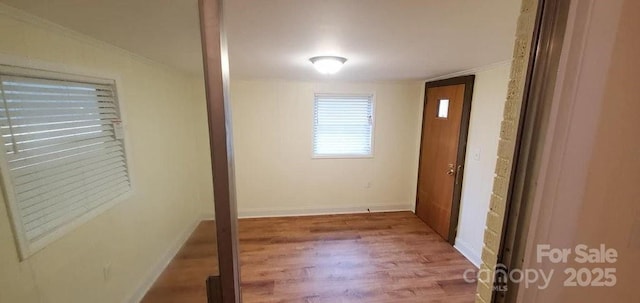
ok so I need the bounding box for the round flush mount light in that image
[309,56,347,74]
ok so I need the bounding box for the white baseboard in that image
[200,212,215,221]
[124,215,205,303]
[238,203,412,219]
[454,239,482,268]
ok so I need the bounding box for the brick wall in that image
[475,0,538,302]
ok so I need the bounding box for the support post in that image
[198,0,241,302]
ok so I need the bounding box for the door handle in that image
[446,164,455,176]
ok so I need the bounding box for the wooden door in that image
[416,76,474,243]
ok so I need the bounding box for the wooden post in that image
[198,0,241,302]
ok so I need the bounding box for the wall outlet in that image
[472,148,481,161]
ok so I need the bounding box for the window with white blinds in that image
[313,94,374,157]
[0,67,130,258]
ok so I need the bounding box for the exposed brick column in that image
[475,0,539,302]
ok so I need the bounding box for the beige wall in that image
[229,79,422,217]
[0,5,211,303]
[558,2,640,300]
[455,62,511,267]
[520,0,640,301]
[191,78,215,217]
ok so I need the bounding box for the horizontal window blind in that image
[313,94,373,157]
[0,72,130,254]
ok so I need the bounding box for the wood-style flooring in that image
[141,211,478,303]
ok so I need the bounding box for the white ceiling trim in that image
[424,60,513,82]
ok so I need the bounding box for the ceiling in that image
[1,0,521,81]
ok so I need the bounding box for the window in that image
[437,99,449,118]
[313,94,374,157]
[0,66,130,258]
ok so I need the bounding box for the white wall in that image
[454,63,511,266]
[230,79,423,217]
[0,5,212,303]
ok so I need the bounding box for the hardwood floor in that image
[141,211,478,303]
[141,220,219,303]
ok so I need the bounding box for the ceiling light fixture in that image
[309,56,347,74]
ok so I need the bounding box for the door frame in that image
[493,0,571,301]
[416,75,475,244]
